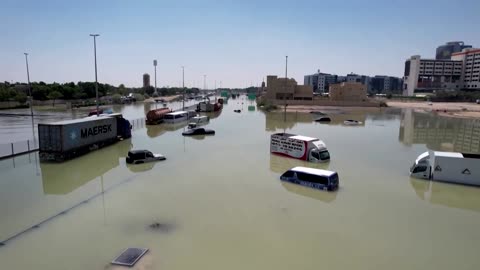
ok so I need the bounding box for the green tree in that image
[48,91,63,107]
[112,94,122,104]
[14,92,28,103]
[145,86,155,96]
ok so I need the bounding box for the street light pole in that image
[182,66,185,110]
[203,75,206,91]
[90,34,100,116]
[154,59,158,96]
[24,53,33,117]
[284,55,288,122]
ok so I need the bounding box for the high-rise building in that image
[371,75,403,94]
[143,73,150,88]
[451,48,480,90]
[403,55,463,96]
[304,71,337,93]
[436,41,472,60]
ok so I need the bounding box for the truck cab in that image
[410,151,431,179]
[308,141,330,162]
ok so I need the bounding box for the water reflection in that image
[280,181,338,203]
[264,112,313,131]
[41,140,132,194]
[126,162,157,173]
[399,109,480,153]
[263,111,370,131]
[410,178,480,213]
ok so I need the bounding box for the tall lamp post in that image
[24,53,33,117]
[90,34,100,116]
[154,60,158,95]
[284,55,288,121]
[182,66,185,110]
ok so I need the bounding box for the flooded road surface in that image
[1,98,480,270]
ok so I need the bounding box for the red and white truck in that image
[270,133,330,162]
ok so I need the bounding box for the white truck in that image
[270,133,330,162]
[410,151,480,186]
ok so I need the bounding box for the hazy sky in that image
[1,0,479,88]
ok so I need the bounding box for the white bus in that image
[280,166,339,191]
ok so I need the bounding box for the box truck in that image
[39,115,131,162]
[270,133,330,162]
[410,151,480,186]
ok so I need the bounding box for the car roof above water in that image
[290,166,336,177]
[128,150,149,155]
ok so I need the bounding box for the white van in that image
[280,166,339,191]
[163,111,196,124]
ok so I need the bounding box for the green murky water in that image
[1,99,479,270]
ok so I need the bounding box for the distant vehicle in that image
[87,108,113,116]
[39,115,131,162]
[410,151,480,186]
[145,108,171,125]
[280,166,339,191]
[234,109,241,113]
[476,99,480,104]
[188,115,209,128]
[315,117,331,122]
[126,150,166,164]
[343,119,363,125]
[270,133,330,162]
[182,127,215,136]
[309,111,326,115]
[163,110,196,124]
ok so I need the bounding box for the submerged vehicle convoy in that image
[270,133,330,162]
[410,151,480,186]
[39,115,131,162]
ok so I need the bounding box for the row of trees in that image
[0,81,202,103]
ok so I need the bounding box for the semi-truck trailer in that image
[410,151,480,186]
[39,115,131,162]
[270,133,330,162]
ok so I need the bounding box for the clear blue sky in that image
[1,0,479,88]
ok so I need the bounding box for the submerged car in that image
[126,150,166,164]
[343,119,363,125]
[182,127,215,136]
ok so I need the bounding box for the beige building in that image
[265,75,313,100]
[329,82,367,101]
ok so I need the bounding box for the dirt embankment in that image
[387,101,480,119]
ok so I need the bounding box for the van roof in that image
[434,151,463,158]
[290,166,336,177]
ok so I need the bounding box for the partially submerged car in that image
[182,128,215,136]
[126,150,166,164]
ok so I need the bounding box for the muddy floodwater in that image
[1,99,480,270]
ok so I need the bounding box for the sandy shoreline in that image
[270,101,480,119]
[387,101,480,119]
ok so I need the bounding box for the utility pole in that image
[203,75,206,91]
[90,34,100,116]
[24,53,33,117]
[182,66,185,110]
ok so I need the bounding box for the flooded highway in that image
[1,98,480,270]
